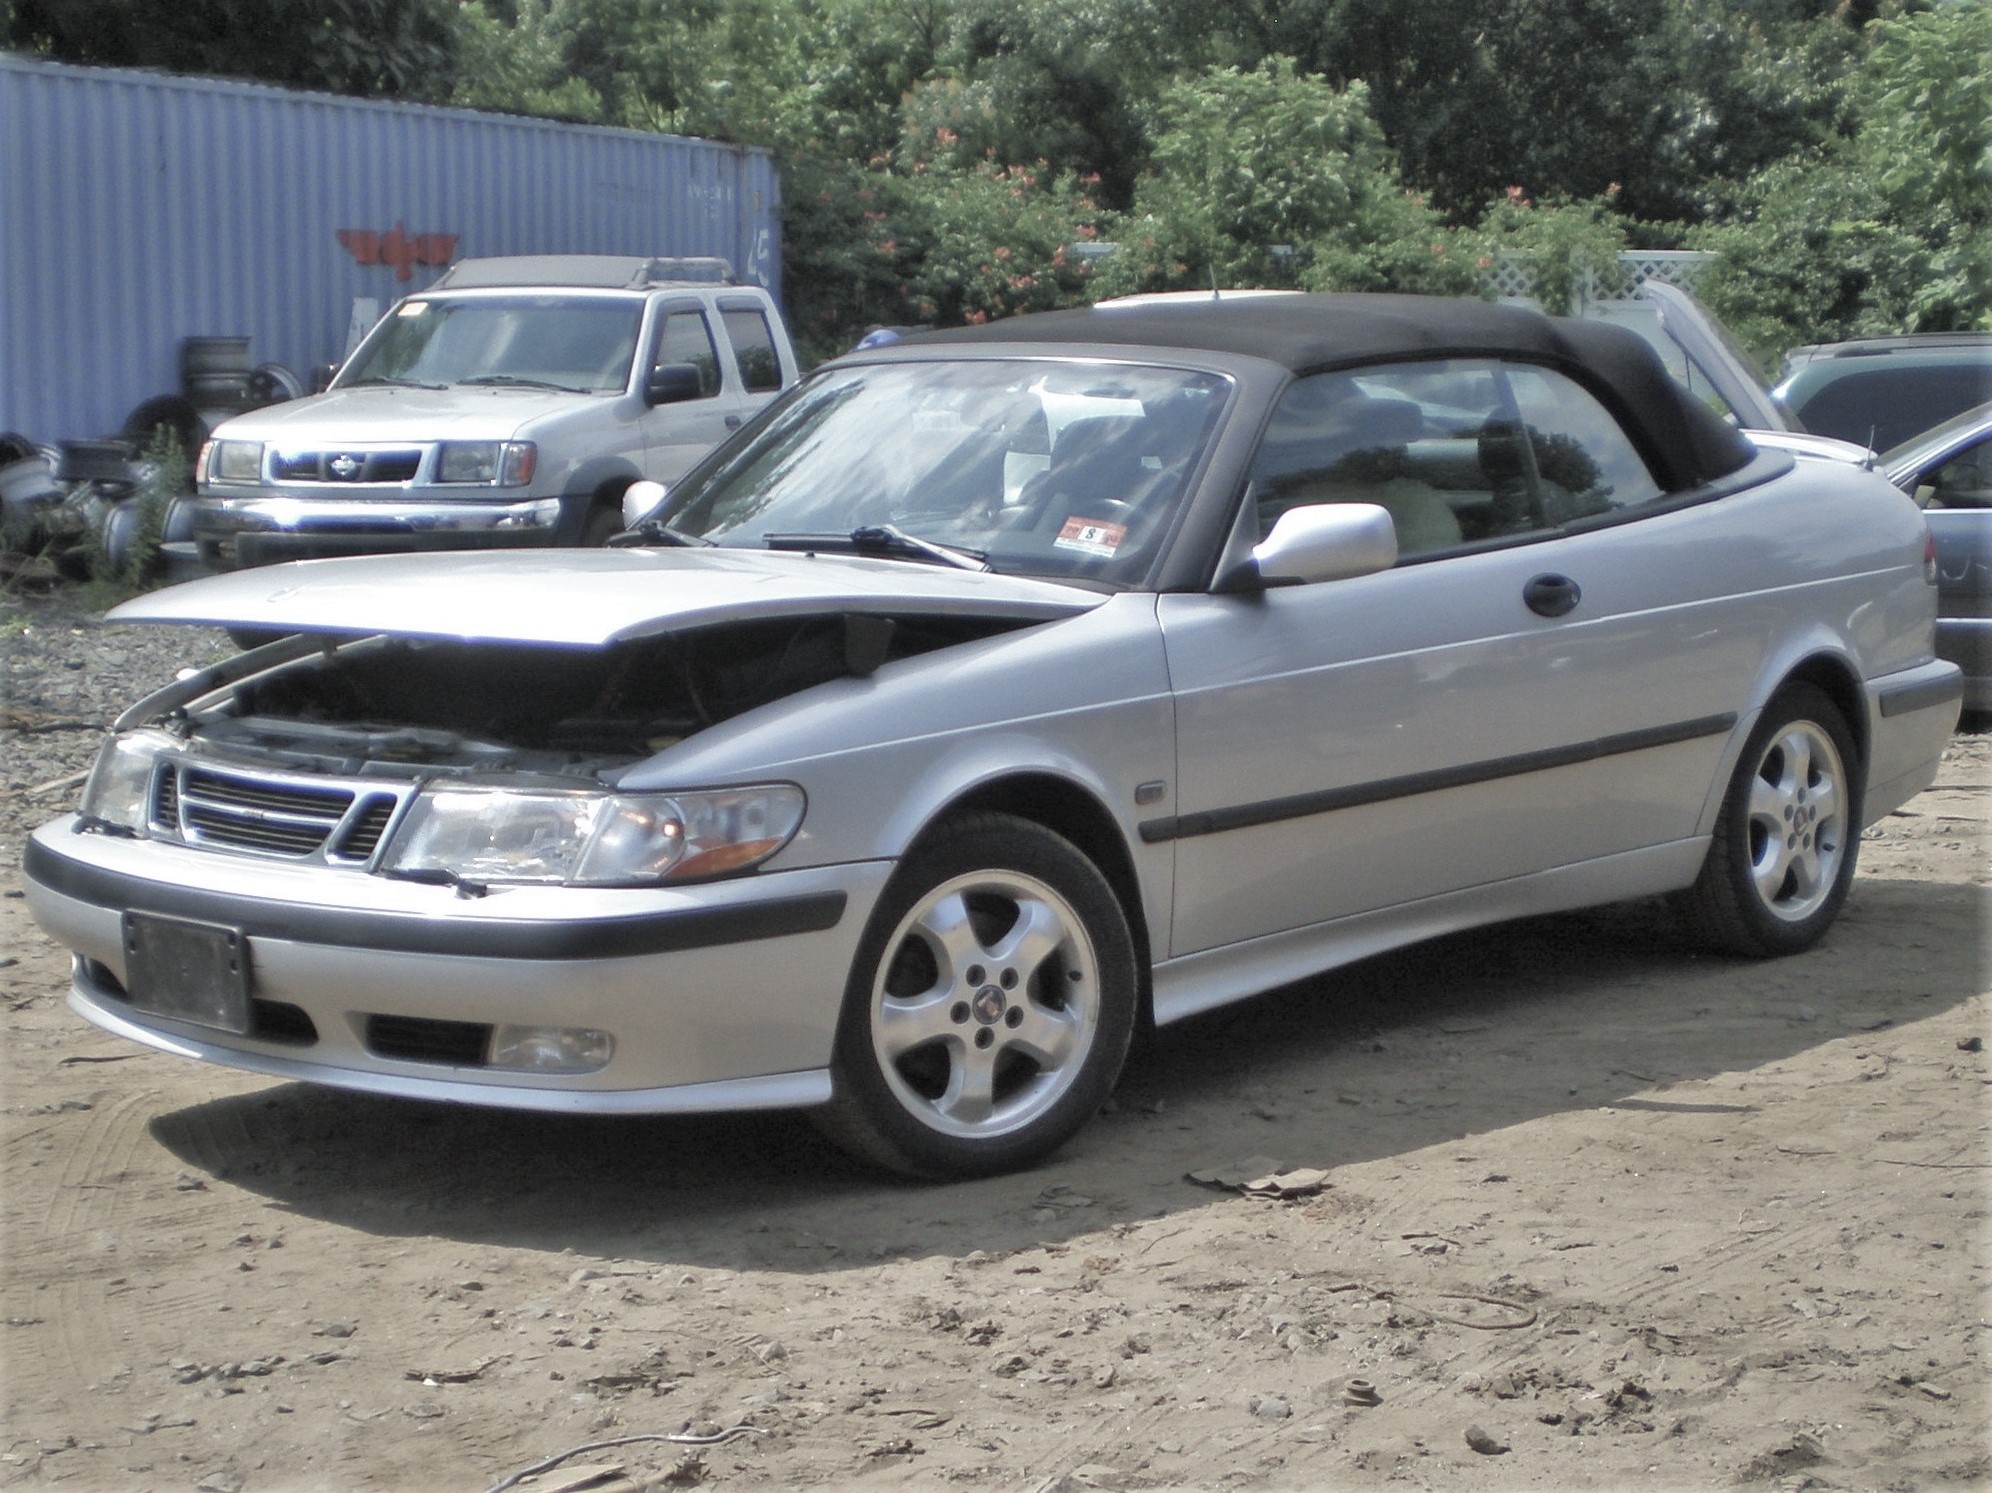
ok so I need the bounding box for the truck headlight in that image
[436,441,536,486]
[381,782,804,886]
[203,440,264,484]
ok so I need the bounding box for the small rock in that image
[314,1322,357,1339]
[1914,1381,1952,1401]
[1252,1395,1292,1420]
[1957,1036,1983,1053]
[1464,1424,1510,1455]
[1794,1004,1818,1023]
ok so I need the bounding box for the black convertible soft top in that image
[909,293,1757,492]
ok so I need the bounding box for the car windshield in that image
[663,359,1230,584]
[341,295,643,394]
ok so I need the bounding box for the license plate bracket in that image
[123,912,252,1035]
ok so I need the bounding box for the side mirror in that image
[644,363,707,407]
[1217,503,1397,591]
[310,362,339,393]
[622,479,670,529]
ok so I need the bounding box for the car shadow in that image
[146,876,1985,1269]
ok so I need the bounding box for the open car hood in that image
[1640,281,1795,434]
[111,547,1107,647]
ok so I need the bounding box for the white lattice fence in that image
[1483,250,1714,309]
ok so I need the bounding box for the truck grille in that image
[270,449,423,483]
[150,762,409,865]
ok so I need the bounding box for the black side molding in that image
[1141,713,1737,844]
[24,837,845,961]
[1878,670,1963,719]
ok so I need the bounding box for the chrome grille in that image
[155,761,411,865]
[270,449,424,483]
[334,795,400,861]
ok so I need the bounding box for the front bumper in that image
[25,818,892,1114]
[192,491,563,567]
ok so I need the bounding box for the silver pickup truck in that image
[190,255,798,569]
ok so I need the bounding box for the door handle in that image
[1523,572,1582,618]
[724,413,744,428]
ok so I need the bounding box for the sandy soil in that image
[1,595,1985,1493]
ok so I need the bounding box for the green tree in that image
[1461,189,1631,315]
[1090,59,1472,298]
[4,0,460,99]
[1694,3,1992,347]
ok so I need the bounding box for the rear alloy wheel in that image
[820,814,1136,1178]
[1683,683,1860,956]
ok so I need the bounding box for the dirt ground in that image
[1,594,1985,1493]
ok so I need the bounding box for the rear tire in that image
[817,813,1137,1178]
[1681,684,1860,956]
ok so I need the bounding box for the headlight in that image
[436,441,536,486]
[79,731,177,833]
[204,440,264,483]
[381,782,804,886]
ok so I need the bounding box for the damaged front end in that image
[72,608,1032,890]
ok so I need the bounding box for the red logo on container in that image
[337,224,459,281]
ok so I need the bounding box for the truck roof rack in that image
[427,255,740,291]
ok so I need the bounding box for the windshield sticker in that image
[1054,517,1127,557]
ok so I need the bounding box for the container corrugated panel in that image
[0,56,781,445]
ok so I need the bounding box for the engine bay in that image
[172,612,1024,781]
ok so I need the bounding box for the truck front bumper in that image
[192,492,565,568]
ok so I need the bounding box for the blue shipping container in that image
[0,56,782,445]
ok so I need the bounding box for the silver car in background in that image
[1882,401,1992,713]
[25,294,1961,1177]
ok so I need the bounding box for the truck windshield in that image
[341,295,643,394]
[664,359,1230,586]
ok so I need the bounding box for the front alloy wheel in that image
[821,814,1136,1177]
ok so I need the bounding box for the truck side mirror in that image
[645,363,707,407]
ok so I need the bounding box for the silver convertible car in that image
[25,294,1963,1178]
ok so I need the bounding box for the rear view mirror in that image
[645,363,707,406]
[1218,503,1398,591]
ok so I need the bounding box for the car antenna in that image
[1209,266,1221,300]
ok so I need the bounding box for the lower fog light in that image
[489,1024,615,1074]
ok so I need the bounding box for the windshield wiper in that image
[348,375,448,390]
[459,374,591,393]
[764,525,991,571]
[612,518,714,548]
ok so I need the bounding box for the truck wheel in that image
[580,504,624,547]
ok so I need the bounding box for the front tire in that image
[818,814,1137,1178]
[578,501,624,547]
[1682,683,1860,956]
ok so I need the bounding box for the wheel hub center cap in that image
[972,986,1007,1025]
